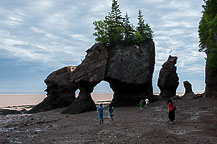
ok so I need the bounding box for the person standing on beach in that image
[167,99,176,123]
[139,99,144,111]
[97,104,104,125]
[108,104,114,122]
[145,99,149,108]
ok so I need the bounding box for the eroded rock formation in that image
[158,55,179,98]
[62,43,107,114]
[105,42,155,106]
[183,81,194,94]
[31,40,155,114]
[64,40,155,114]
[29,66,78,113]
[182,81,195,99]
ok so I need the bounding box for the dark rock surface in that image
[62,83,96,114]
[105,41,155,106]
[65,41,155,113]
[28,66,78,113]
[31,40,155,114]
[182,81,195,99]
[0,109,21,115]
[70,43,107,84]
[64,43,107,114]
[183,81,194,94]
[158,55,179,98]
[205,68,217,97]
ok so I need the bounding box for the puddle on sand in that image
[168,129,188,135]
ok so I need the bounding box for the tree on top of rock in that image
[104,0,124,45]
[93,0,153,46]
[136,10,153,40]
[123,13,135,44]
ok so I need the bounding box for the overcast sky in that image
[0,0,205,94]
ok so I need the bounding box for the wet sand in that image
[0,94,46,108]
[0,93,113,109]
[0,97,217,144]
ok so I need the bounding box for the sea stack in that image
[30,40,155,114]
[158,55,179,98]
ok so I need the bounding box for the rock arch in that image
[29,40,156,114]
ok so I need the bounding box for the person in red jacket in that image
[167,99,176,123]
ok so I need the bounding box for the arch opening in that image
[91,81,113,105]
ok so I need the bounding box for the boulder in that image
[182,81,195,99]
[158,55,179,98]
[28,66,78,113]
[183,81,194,94]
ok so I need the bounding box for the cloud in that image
[0,0,206,92]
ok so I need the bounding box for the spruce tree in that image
[123,13,135,43]
[137,10,146,39]
[104,0,124,45]
[93,1,153,46]
[93,20,109,45]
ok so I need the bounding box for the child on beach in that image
[97,104,104,125]
[139,99,144,110]
[108,104,114,122]
[145,99,149,108]
[167,99,176,123]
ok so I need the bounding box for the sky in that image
[0,0,206,94]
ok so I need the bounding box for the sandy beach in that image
[0,97,217,144]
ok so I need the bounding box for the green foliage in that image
[134,31,144,45]
[136,10,153,40]
[93,20,109,44]
[207,45,217,70]
[123,13,135,43]
[104,0,124,45]
[93,0,153,46]
[199,0,217,70]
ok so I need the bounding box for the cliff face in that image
[30,40,155,114]
[105,40,155,106]
[29,66,78,113]
[157,55,179,98]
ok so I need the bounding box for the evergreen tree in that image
[92,1,153,46]
[136,10,146,39]
[123,13,135,43]
[93,20,109,45]
[136,10,153,40]
[134,31,144,45]
[144,24,153,39]
[199,0,217,70]
[104,0,124,45]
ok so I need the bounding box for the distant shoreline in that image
[0,92,45,94]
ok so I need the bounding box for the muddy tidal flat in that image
[0,97,217,144]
